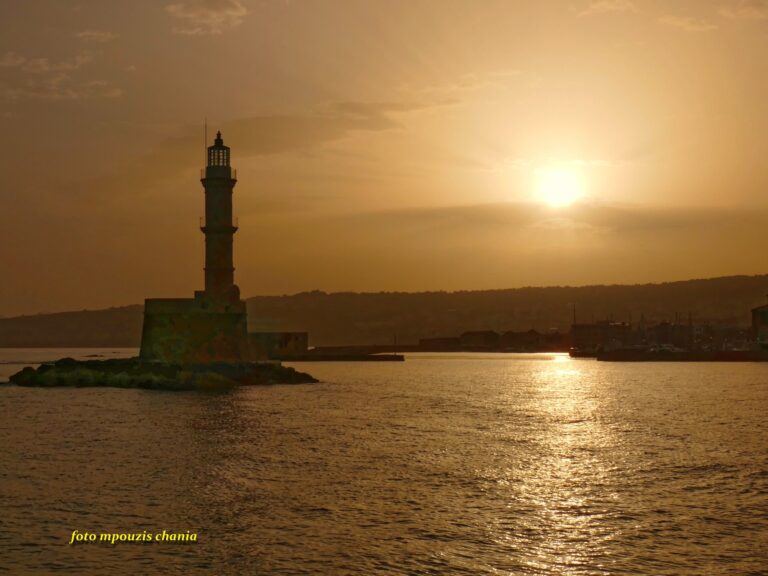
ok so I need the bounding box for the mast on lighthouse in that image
[200,131,240,302]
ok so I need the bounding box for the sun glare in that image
[535,166,584,208]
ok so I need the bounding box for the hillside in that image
[0,306,144,348]
[1,275,766,347]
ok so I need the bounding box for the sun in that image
[534,165,584,208]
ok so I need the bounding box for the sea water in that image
[1,350,766,574]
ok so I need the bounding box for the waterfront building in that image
[751,303,768,350]
[571,321,631,352]
[459,330,500,349]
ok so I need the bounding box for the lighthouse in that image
[201,131,240,302]
[139,131,250,363]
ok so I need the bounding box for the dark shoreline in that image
[596,350,768,362]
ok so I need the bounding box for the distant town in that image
[2,275,768,362]
[302,301,768,361]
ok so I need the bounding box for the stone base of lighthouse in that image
[139,294,250,364]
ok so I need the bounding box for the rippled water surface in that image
[1,349,767,575]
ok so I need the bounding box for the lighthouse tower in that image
[201,131,240,302]
[139,131,249,363]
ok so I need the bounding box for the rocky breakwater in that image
[4,357,318,391]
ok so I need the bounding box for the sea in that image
[0,349,766,575]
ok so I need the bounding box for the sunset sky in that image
[2,0,768,316]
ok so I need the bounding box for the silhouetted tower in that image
[201,131,239,301]
[141,130,249,363]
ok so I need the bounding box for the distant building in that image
[648,322,693,349]
[500,329,542,351]
[249,332,309,359]
[752,304,768,350]
[459,330,500,349]
[418,337,460,350]
[571,321,630,352]
[542,330,569,352]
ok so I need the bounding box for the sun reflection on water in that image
[509,357,620,574]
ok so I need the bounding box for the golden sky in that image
[1,0,768,316]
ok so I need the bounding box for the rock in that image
[6,357,317,390]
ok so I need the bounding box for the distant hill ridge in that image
[2,274,767,347]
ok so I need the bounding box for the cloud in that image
[0,52,26,68]
[21,52,93,74]
[75,30,118,43]
[720,0,768,20]
[659,15,718,32]
[330,100,438,124]
[165,0,248,35]
[0,50,120,101]
[579,0,637,16]
[0,50,94,74]
[398,69,524,104]
[215,101,423,159]
[71,101,422,201]
[226,200,767,298]
[341,201,746,237]
[4,77,122,101]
